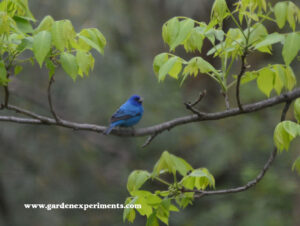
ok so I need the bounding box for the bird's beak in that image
[139,97,144,103]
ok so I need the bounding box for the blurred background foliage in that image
[0,0,299,225]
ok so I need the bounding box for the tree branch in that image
[0,88,299,137]
[47,76,61,123]
[184,100,292,198]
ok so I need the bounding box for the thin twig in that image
[181,101,291,198]
[47,76,61,123]
[236,51,248,111]
[189,90,207,107]
[184,90,207,116]
[142,133,158,148]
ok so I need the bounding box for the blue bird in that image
[104,95,144,135]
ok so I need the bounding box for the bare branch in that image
[189,90,207,107]
[47,76,61,123]
[182,101,291,197]
[142,133,158,148]
[184,90,207,116]
[0,88,299,137]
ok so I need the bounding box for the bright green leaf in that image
[0,61,8,86]
[127,170,150,194]
[274,2,287,29]
[257,67,274,97]
[282,33,300,65]
[170,18,194,51]
[34,15,54,33]
[60,52,78,81]
[33,30,51,67]
[153,53,168,75]
[294,98,300,123]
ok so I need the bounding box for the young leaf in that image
[34,15,54,34]
[183,28,204,52]
[152,151,193,177]
[257,67,274,97]
[162,17,180,48]
[60,52,78,81]
[158,57,183,81]
[146,213,159,226]
[51,20,76,51]
[153,53,168,75]
[180,168,215,190]
[282,33,300,65]
[170,18,194,51]
[123,197,137,223]
[254,32,284,52]
[78,28,106,54]
[76,50,92,77]
[211,0,228,22]
[274,2,287,29]
[33,31,51,67]
[294,98,300,123]
[127,170,150,194]
[13,15,33,33]
[274,121,300,152]
[285,66,296,91]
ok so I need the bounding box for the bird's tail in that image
[103,124,115,135]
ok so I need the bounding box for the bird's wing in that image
[110,108,141,123]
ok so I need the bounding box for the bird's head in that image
[128,94,143,106]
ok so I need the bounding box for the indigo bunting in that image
[104,95,144,135]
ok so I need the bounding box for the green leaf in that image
[257,67,274,97]
[183,28,204,52]
[76,50,93,77]
[152,151,193,177]
[60,52,78,81]
[282,33,300,65]
[286,2,299,31]
[33,31,52,67]
[274,121,300,152]
[248,23,268,45]
[17,37,33,51]
[180,168,215,190]
[292,156,300,175]
[127,170,150,194]
[78,28,106,54]
[254,32,284,52]
[158,57,182,81]
[285,66,296,91]
[51,20,76,51]
[170,18,194,51]
[123,197,137,223]
[211,0,228,22]
[294,98,300,123]
[34,15,54,33]
[13,15,33,33]
[0,61,8,86]
[153,53,168,75]
[146,213,159,226]
[162,17,180,48]
[175,192,194,208]
[274,2,287,29]
[240,71,259,85]
[14,65,23,75]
